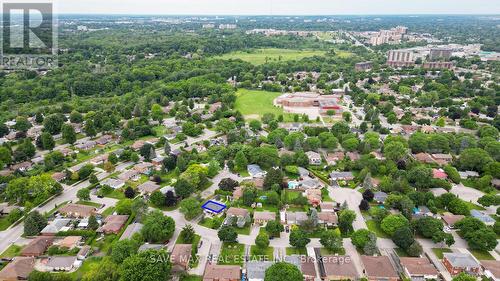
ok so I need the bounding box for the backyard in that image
[219,242,245,266]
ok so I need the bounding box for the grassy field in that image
[366,220,390,238]
[234,89,285,120]
[219,242,245,266]
[432,248,452,259]
[216,48,326,65]
[470,249,495,260]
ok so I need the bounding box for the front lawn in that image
[250,245,274,261]
[234,224,252,235]
[0,217,14,231]
[432,248,452,259]
[76,200,102,208]
[470,249,495,260]
[320,247,346,255]
[286,247,307,255]
[0,244,23,258]
[219,242,245,266]
[101,207,116,217]
[366,220,390,238]
[321,188,333,202]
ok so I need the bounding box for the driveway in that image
[327,186,367,230]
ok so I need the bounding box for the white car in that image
[443,226,452,233]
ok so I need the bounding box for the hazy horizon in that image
[52,0,500,15]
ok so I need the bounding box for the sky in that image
[54,0,500,15]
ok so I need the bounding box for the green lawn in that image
[67,256,102,280]
[101,207,116,217]
[216,48,326,65]
[320,247,346,256]
[234,89,285,120]
[0,244,23,258]
[76,201,102,208]
[250,245,274,261]
[464,201,486,211]
[286,247,307,255]
[321,188,333,202]
[0,217,13,231]
[219,242,245,266]
[366,220,390,238]
[470,249,495,260]
[432,248,452,259]
[180,275,202,281]
[234,224,252,235]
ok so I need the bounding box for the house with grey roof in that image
[247,164,266,178]
[374,191,388,203]
[329,171,354,184]
[41,218,72,235]
[443,252,481,276]
[247,261,274,281]
[120,223,143,241]
[470,210,495,226]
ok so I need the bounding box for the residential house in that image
[170,244,192,272]
[432,169,448,180]
[470,210,495,226]
[247,164,266,178]
[443,253,481,276]
[297,167,310,178]
[441,213,465,228]
[301,257,317,281]
[134,162,153,175]
[96,135,114,146]
[305,189,322,206]
[325,152,345,165]
[320,202,335,212]
[138,243,164,252]
[59,204,96,218]
[131,140,145,151]
[0,257,35,280]
[137,181,160,195]
[151,156,165,167]
[305,151,322,165]
[101,178,125,189]
[203,264,241,281]
[373,191,389,201]
[432,154,453,165]
[329,172,354,184]
[20,237,53,257]
[286,211,308,225]
[98,215,129,234]
[77,246,91,260]
[41,218,72,236]
[253,211,276,225]
[10,162,32,172]
[118,170,140,181]
[299,177,322,190]
[75,141,96,151]
[45,256,78,271]
[346,152,360,161]
[56,236,82,249]
[247,261,274,281]
[51,172,67,182]
[225,207,250,228]
[458,171,479,179]
[481,260,500,281]
[320,255,359,281]
[89,154,108,165]
[120,223,143,241]
[414,152,435,164]
[400,257,439,280]
[318,212,338,227]
[360,255,399,281]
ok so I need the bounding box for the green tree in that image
[320,230,343,252]
[452,273,477,281]
[179,197,202,220]
[61,124,77,144]
[77,188,91,201]
[24,211,47,236]
[264,262,304,281]
[111,239,139,263]
[263,168,283,190]
[380,214,409,236]
[255,232,270,249]
[392,226,415,250]
[289,229,310,248]
[265,220,284,237]
[88,215,99,230]
[43,113,64,135]
[338,209,356,234]
[218,225,237,242]
[141,211,175,243]
[120,249,171,281]
[234,151,248,172]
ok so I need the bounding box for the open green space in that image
[216,48,326,65]
[432,248,452,259]
[219,242,245,266]
[366,220,390,238]
[234,89,285,120]
[250,245,274,261]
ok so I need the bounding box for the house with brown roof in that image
[58,204,96,218]
[56,236,82,249]
[203,264,241,281]
[20,237,53,257]
[98,215,129,234]
[320,255,359,281]
[44,256,78,271]
[432,154,453,165]
[51,172,67,182]
[301,257,318,281]
[400,257,438,280]
[131,140,145,151]
[414,152,435,164]
[0,257,35,281]
[320,202,336,212]
[325,152,345,165]
[170,244,192,272]
[441,213,465,228]
[118,169,140,181]
[318,211,338,227]
[360,255,399,281]
[225,207,250,228]
[133,162,154,174]
[96,134,114,146]
[253,211,276,225]
[137,181,160,195]
[481,260,500,281]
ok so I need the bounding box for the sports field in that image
[234,89,285,119]
[216,48,326,65]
